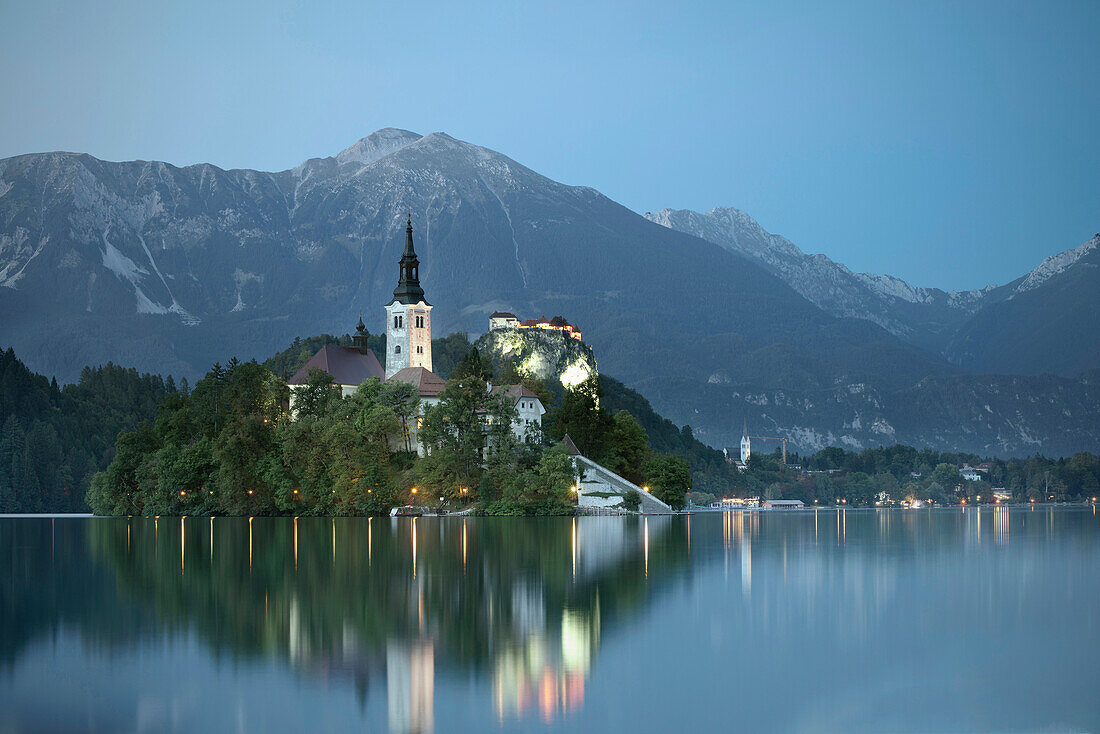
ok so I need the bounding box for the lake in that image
[2,507,1098,733]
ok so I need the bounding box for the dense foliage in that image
[0,348,171,512]
[88,359,399,516]
[86,348,583,516]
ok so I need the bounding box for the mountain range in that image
[1,129,1097,456]
[645,207,1099,375]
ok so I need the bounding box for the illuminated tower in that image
[385,215,433,378]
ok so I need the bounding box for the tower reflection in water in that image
[388,640,434,734]
[379,516,657,730]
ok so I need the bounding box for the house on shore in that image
[763,499,804,510]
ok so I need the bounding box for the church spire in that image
[403,213,416,257]
[353,312,370,354]
[391,213,427,305]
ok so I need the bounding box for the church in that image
[288,215,543,455]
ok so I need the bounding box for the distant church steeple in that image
[392,214,427,305]
[353,313,370,355]
[385,214,433,378]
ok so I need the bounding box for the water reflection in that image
[0,509,1098,733]
[388,640,433,734]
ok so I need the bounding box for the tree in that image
[644,453,691,511]
[549,376,614,462]
[377,379,420,453]
[417,374,515,500]
[86,422,161,515]
[293,368,341,418]
[931,463,961,490]
[622,489,642,512]
[925,481,950,504]
[845,472,875,506]
[0,415,24,512]
[686,491,716,507]
[214,414,274,515]
[493,445,576,515]
[608,410,651,486]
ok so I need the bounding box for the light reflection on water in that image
[0,507,1097,733]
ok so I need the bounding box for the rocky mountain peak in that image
[333,128,422,167]
[1014,234,1099,294]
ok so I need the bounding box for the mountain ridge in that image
[1,130,1096,455]
[646,206,1100,373]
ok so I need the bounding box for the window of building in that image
[395,345,401,354]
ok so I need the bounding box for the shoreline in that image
[2,502,1094,520]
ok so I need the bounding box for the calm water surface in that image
[2,507,1098,733]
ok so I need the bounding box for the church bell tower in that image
[385,214,433,378]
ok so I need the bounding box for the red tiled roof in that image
[388,366,446,397]
[490,384,541,404]
[288,346,385,386]
[490,311,518,319]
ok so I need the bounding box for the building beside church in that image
[288,316,384,399]
[490,384,546,443]
[290,214,545,456]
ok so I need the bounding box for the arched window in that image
[395,345,401,354]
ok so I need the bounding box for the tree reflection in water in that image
[1,515,687,732]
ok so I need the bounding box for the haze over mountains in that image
[1,129,1097,456]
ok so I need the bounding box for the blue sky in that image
[1,0,1096,290]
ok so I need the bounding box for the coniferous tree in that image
[549,376,614,463]
[0,415,22,511]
